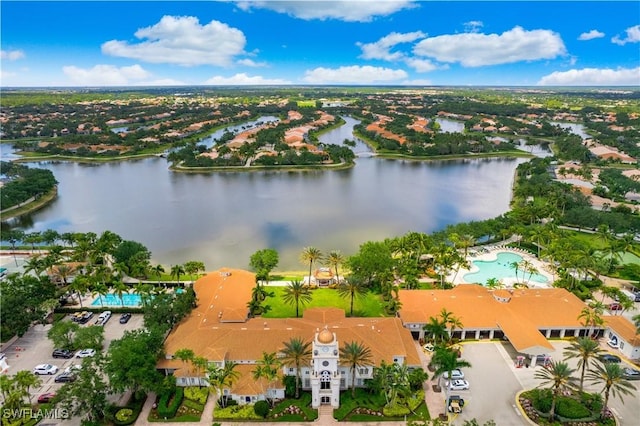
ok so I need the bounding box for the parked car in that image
[37,393,56,403]
[33,364,58,375]
[54,372,76,383]
[448,395,465,413]
[622,367,640,380]
[446,379,470,390]
[423,343,435,352]
[442,369,465,379]
[95,311,112,326]
[75,348,96,358]
[607,338,620,349]
[64,364,82,374]
[599,354,621,363]
[119,313,132,324]
[52,348,74,359]
[609,302,622,311]
[71,311,93,324]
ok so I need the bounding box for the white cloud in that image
[357,31,426,61]
[204,73,291,85]
[102,16,246,66]
[1,49,25,60]
[578,30,604,41]
[413,26,566,67]
[404,57,441,73]
[237,58,267,67]
[464,21,483,33]
[62,64,152,86]
[612,24,640,45]
[537,67,640,86]
[303,65,407,84]
[236,0,416,22]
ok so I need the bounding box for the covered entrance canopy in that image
[497,313,554,356]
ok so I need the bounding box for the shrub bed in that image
[183,386,208,404]
[157,388,184,419]
[215,404,262,420]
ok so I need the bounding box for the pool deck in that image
[449,245,555,288]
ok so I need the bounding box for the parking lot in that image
[1,312,144,402]
[440,340,640,425]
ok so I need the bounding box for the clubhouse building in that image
[157,268,420,408]
[158,268,639,406]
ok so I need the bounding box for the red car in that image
[609,302,622,311]
[37,392,56,403]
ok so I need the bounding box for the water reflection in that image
[3,117,527,270]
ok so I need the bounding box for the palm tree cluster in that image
[0,371,41,411]
[531,337,637,422]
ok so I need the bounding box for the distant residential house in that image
[589,145,636,164]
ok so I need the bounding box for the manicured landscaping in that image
[262,287,386,318]
[519,389,615,426]
[333,388,428,421]
[148,387,208,422]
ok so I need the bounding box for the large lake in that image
[3,117,528,270]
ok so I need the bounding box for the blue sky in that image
[1,1,639,87]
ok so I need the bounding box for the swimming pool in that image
[91,288,185,307]
[91,293,143,307]
[463,251,549,286]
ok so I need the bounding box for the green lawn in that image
[262,287,386,318]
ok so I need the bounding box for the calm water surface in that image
[4,116,527,270]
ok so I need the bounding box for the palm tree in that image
[173,348,195,374]
[485,277,503,290]
[337,276,367,316]
[534,361,578,421]
[439,308,463,340]
[112,280,129,307]
[282,280,312,318]
[280,337,312,398]
[340,341,373,397]
[326,250,345,284]
[152,264,166,285]
[252,352,281,407]
[510,261,520,284]
[300,246,322,286]
[13,370,40,404]
[91,282,109,308]
[23,255,45,277]
[69,274,90,308]
[208,361,240,409]
[423,316,450,346]
[171,264,185,285]
[578,305,604,338]
[587,361,637,419]
[563,337,603,392]
[0,375,15,402]
[431,346,472,423]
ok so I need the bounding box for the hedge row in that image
[157,388,184,419]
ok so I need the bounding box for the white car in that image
[75,349,97,358]
[423,343,435,352]
[33,364,59,375]
[95,311,112,325]
[64,364,82,374]
[442,369,465,380]
[446,379,470,390]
